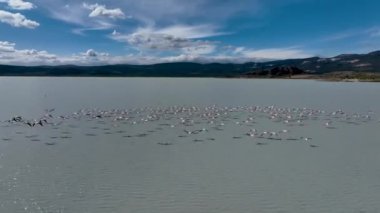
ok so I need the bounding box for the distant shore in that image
[2,51,380,81]
[316,71,380,82]
[1,72,380,82]
[1,62,380,82]
[241,71,380,82]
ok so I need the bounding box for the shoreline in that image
[241,71,380,82]
[1,73,380,82]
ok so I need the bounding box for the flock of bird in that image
[0,105,377,147]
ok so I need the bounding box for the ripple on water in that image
[0,102,380,213]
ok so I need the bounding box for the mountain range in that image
[1,51,380,78]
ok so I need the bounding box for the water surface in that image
[0,77,379,213]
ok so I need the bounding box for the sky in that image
[1,0,380,65]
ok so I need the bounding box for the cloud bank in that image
[0,41,57,65]
[0,40,313,66]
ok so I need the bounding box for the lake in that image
[0,77,379,213]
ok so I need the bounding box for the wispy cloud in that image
[320,26,380,42]
[0,9,39,28]
[367,27,380,38]
[240,47,312,60]
[34,0,257,33]
[154,24,228,39]
[72,20,116,35]
[320,29,363,42]
[46,3,87,26]
[38,2,130,35]
[116,0,260,25]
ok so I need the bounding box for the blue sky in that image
[1,0,380,65]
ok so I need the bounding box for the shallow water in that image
[0,77,379,213]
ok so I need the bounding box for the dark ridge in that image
[1,50,380,77]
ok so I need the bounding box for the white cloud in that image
[240,47,311,60]
[110,25,221,56]
[0,41,57,65]
[161,54,252,64]
[53,49,111,65]
[0,41,16,52]
[117,33,183,50]
[110,25,310,61]
[0,0,35,10]
[112,29,119,36]
[84,49,97,57]
[113,31,217,55]
[233,47,245,54]
[0,39,312,66]
[0,40,251,65]
[83,3,126,19]
[0,10,39,28]
[81,49,109,57]
[61,53,253,65]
